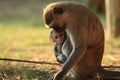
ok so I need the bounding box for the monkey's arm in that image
[54,44,63,57]
[63,45,86,73]
[54,44,67,64]
[54,45,59,57]
[54,46,87,80]
[54,45,61,62]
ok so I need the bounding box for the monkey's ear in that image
[53,7,64,14]
[49,36,55,43]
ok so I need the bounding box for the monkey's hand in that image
[57,55,67,64]
[53,71,65,80]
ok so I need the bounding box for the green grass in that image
[0,25,51,58]
[112,37,120,47]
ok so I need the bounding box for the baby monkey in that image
[49,30,67,64]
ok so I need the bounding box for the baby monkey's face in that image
[53,32,65,44]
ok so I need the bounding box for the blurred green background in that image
[0,0,119,80]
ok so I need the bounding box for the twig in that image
[103,66,120,68]
[0,58,59,65]
[0,58,120,68]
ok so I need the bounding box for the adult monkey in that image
[43,1,120,80]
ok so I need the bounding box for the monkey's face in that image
[52,32,65,44]
[43,3,68,32]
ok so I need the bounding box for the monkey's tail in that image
[98,67,120,78]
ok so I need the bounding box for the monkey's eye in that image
[60,34,63,37]
[55,36,58,39]
[53,7,64,14]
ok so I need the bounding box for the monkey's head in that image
[43,2,69,32]
[49,30,66,44]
